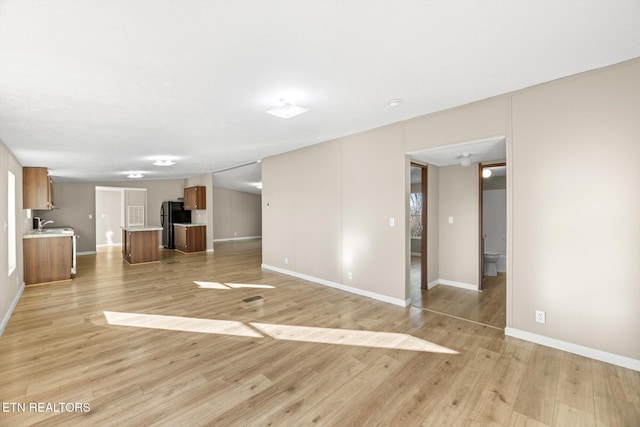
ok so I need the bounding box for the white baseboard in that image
[261,264,410,307]
[0,281,24,336]
[213,236,262,242]
[428,279,440,290]
[77,251,97,256]
[438,279,478,291]
[96,243,122,248]
[505,327,640,372]
[411,252,421,257]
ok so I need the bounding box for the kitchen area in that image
[22,166,211,285]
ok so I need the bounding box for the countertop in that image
[121,226,163,232]
[173,223,206,227]
[24,228,75,239]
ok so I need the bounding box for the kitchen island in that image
[121,226,162,265]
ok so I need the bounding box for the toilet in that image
[484,251,500,276]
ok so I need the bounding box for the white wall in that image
[509,59,640,360]
[212,187,261,240]
[95,189,123,246]
[0,139,24,335]
[438,164,480,287]
[263,124,408,306]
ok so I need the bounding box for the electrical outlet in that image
[389,218,395,227]
[535,310,546,324]
[284,257,288,265]
[348,272,353,280]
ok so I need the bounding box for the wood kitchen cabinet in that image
[173,224,206,253]
[121,227,161,264]
[183,186,206,210]
[23,167,54,210]
[24,236,72,285]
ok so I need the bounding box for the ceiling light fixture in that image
[127,172,144,179]
[482,168,492,178]
[459,153,472,167]
[266,98,308,119]
[153,159,175,166]
[387,99,402,108]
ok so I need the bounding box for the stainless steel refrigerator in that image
[160,201,191,248]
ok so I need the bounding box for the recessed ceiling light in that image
[459,153,472,167]
[387,99,402,108]
[127,172,144,179]
[153,159,175,166]
[266,99,308,119]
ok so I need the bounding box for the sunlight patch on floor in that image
[250,323,459,354]
[194,281,275,290]
[102,312,458,353]
[227,283,275,289]
[103,311,263,337]
[194,281,230,289]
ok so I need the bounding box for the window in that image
[8,171,16,275]
[410,192,423,238]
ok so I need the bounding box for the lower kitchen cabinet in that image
[24,236,72,285]
[173,224,206,253]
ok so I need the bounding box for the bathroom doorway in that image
[479,162,506,291]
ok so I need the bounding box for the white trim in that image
[428,279,440,290]
[410,252,421,257]
[213,236,262,242]
[206,248,214,253]
[262,264,410,307]
[505,327,640,372]
[438,279,478,291]
[77,251,97,256]
[0,281,24,336]
[96,243,122,248]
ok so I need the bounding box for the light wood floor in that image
[410,256,506,328]
[1,241,639,426]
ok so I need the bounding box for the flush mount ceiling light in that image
[482,168,492,178]
[266,98,308,119]
[387,99,402,108]
[127,172,144,179]
[152,159,175,166]
[459,153,472,167]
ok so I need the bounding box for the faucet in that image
[38,219,54,231]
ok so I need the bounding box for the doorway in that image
[95,186,148,249]
[479,162,507,290]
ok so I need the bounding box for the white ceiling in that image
[1,1,639,186]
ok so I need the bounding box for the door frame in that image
[410,162,428,290]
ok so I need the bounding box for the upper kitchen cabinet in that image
[183,186,206,210]
[23,167,55,210]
